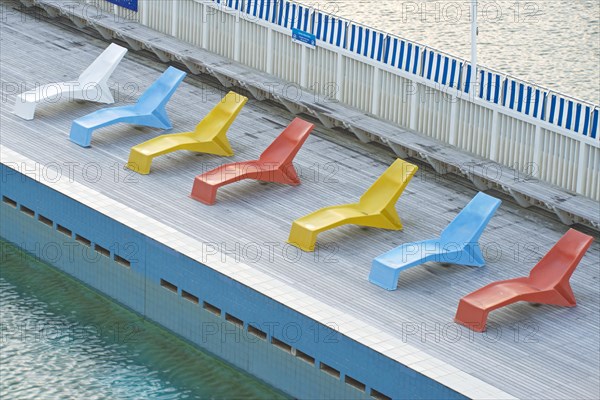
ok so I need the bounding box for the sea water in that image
[0,239,287,399]
[334,0,599,104]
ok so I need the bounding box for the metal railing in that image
[86,0,600,200]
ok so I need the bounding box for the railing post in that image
[142,0,148,25]
[202,3,209,49]
[409,47,425,130]
[266,27,273,74]
[576,142,588,195]
[171,0,178,37]
[533,125,543,179]
[335,52,343,102]
[489,109,500,161]
[371,67,381,115]
[448,95,458,145]
[234,11,241,62]
[410,83,419,130]
[300,46,308,87]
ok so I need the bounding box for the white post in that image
[335,52,344,101]
[202,3,209,49]
[448,95,458,145]
[409,47,425,130]
[142,0,148,26]
[171,0,179,37]
[234,12,241,62]
[371,67,381,115]
[300,46,308,88]
[576,142,588,195]
[489,109,500,161]
[533,124,543,179]
[266,28,273,74]
[471,0,478,94]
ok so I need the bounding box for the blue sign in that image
[292,29,316,49]
[106,0,138,12]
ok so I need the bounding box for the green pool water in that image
[0,239,287,399]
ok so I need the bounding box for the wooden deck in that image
[1,7,599,399]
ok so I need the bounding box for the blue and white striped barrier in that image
[502,78,546,119]
[277,0,311,32]
[244,0,277,23]
[346,23,385,62]
[207,0,599,141]
[383,37,421,75]
[547,95,599,138]
[477,69,502,104]
[422,50,463,89]
[313,13,347,47]
[215,0,242,10]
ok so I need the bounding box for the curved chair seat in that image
[127,92,248,174]
[369,192,501,290]
[69,66,186,148]
[455,229,594,332]
[16,81,105,105]
[287,159,418,252]
[293,206,369,230]
[13,43,127,120]
[191,118,314,205]
[73,106,139,128]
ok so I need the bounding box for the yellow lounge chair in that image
[288,159,418,252]
[127,91,248,174]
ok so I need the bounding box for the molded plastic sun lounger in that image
[369,192,502,291]
[454,228,594,332]
[287,159,418,252]
[126,91,248,174]
[191,117,314,205]
[69,66,186,147]
[13,43,127,120]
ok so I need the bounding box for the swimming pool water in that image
[0,239,287,399]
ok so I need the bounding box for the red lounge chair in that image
[191,118,314,205]
[454,229,594,332]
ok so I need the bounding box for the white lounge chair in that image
[13,43,128,120]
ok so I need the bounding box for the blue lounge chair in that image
[369,192,502,291]
[69,66,186,147]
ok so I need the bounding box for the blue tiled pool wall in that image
[0,164,465,400]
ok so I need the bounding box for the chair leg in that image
[13,99,36,120]
[69,124,93,147]
[288,222,318,252]
[127,149,153,175]
[268,165,300,185]
[528,286,577,307]
[454,299,489,332]
[553,280,577,306]
[440,243,486,267]
[93,82,116,104]
[212,131,234,157]
[369,260,401,291]
[281,163,301,185]
[366,208,403,230]
[191,178,219,205]
[379,206,403,230]
[150,107,173,129]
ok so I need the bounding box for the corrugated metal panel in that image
[376,71,412,128]
[176,0,203,47]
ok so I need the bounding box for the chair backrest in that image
[439,192,501,243]
[258,118,314,165]
[134,67,187,113]
[528,229,594,289]
[193,92,248,138]
[77,43,128,86]
[358,159,418,213]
